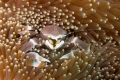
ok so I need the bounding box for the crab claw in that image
[60,50,75,60]
[20,38,38,52]
[68,36,89,50]
[26,52,50,67]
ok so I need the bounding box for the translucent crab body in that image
[19,25,89,67]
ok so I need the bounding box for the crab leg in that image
[26,52,50,67]
[20,38,39,52]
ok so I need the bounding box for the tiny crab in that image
[19,25,89,67]
[40,25,89,51]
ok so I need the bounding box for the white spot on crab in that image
[47,34,66,40]
[45,40,65,50]
[45,40,54,50]
[55,40,64,49]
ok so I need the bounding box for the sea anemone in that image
[0,0,120,80]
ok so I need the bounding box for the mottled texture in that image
[0,0,120,80]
